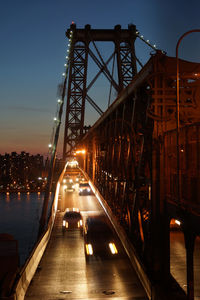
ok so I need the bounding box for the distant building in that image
[0,152,46,191]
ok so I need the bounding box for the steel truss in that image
[80,51,200,299]
[63,42,88,158]
[63,24,137,159]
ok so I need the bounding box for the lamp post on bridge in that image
[176,28,200,300]
[74,149,86,170]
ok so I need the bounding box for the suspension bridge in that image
[1,23,200,300]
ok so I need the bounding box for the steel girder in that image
[80,52,200,295]
[63,42,88,158]
[115,39,137,90]
[63,24,137,159]
[83,87,153,251]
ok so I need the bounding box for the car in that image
[75,173,84,183]
[62,208,83,233]
[79,181,92,195]
[63,178,75,191]
[83,217,119,260]
[66,160,79,168]
[64,181,75,191]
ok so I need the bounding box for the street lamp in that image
[75,149,86,170]
[176,29,200,203]
[75,149,86,155]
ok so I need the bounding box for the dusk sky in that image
[1,0,200,157]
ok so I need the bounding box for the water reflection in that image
[6,192,10,202]
[26,192,30,202]
[0,192,54,266]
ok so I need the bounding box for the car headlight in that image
[109,243,118,254]
[79,188,83,192]
[87,188,91,192]
[63,221,68,228]
[85,244,93,255]
[78,220,83,228]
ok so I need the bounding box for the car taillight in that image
[86,244,93,255]
[78,220,83,228]
[109,243,118,254]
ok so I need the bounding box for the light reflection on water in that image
[0,192,49,266]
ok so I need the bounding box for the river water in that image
[0,192,53,266]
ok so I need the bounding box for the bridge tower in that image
[63,24,137,160]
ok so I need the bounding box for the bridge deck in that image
[25,190,148,300]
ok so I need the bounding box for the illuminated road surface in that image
[25,175,148,299]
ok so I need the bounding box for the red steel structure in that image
[63,24,137,159]
[79,51,200,300]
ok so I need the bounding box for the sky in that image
[0,0,200,157]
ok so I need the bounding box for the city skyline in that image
[1,0,200,157]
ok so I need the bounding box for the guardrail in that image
[1,167,66,300]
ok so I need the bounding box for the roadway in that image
[24,172,148,300]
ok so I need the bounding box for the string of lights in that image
[135,30,158,50]
[47,29,73,158]
[38,28,74,236]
